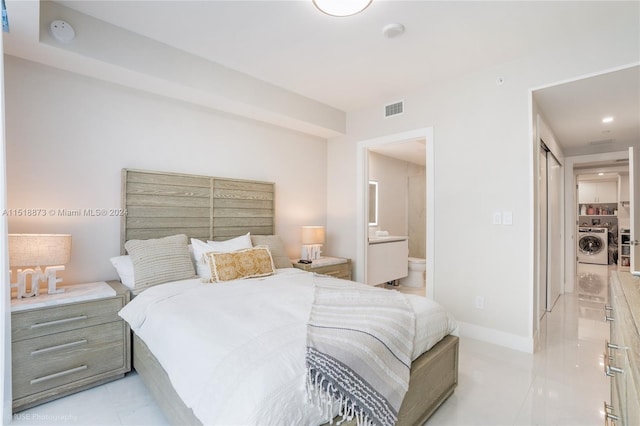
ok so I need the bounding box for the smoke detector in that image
[50,20,75,43]
[382,23,405,39]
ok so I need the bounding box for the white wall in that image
[326,25,639,352]
[4,56,328,285]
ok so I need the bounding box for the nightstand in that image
[292,256,352,280]
[11,281,131,412]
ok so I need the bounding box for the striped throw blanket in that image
[306,277,415,426]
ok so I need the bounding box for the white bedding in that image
[118,268,456,425]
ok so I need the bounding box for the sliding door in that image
[547,153,562,309]
[630,147,640,276]
[539,141,562,314]
[539,148,548,319]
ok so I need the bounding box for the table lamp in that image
[300,226,325,262]
[9,234,72,298]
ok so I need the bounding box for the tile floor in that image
[12,263,612,425]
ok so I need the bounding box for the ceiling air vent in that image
[384,100,404,118]
[588,139,615,146]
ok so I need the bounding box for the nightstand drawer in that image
[12,298,123,342]
[12,321,125,399]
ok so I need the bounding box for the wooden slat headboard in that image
[120,169,275,254]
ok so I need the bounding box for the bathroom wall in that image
[368,151,427,257]
[408,163,426,258]
[368,151,408,237]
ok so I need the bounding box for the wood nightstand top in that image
[291,257,352,280]
[291,256,349,268]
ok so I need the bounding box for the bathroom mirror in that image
[368,180,378,226]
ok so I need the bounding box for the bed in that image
[115,169,459,425]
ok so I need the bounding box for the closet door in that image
[539,148,548,318]
[630,146,640,276]
[547,153,562,310]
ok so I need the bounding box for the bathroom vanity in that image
[367,236,408,286]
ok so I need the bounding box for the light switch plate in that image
[503,211,513,225]
[493,212,502,225]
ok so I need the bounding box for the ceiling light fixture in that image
[602,116,614,124]
[313,0,372,17]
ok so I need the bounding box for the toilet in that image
[399,257,426,288]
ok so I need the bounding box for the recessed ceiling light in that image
[598,172,604,176]
[602,116,614,124]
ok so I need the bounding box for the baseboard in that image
[456,321,534,353]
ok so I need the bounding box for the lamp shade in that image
[301,226,325,245]
[8,234,72,267]
[312,0,372,17]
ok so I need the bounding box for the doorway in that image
[356,127,434,298]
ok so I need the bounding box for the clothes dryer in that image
[577,227,608,265]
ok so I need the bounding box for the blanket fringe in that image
[306,370,373,426]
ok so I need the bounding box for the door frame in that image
[356,127,435,298]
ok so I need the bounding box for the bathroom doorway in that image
[356,127,435,298]
[368,141,427,259]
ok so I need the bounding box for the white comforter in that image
[119,268,456,425]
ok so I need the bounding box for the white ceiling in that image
[3,1,640,157]
[534,66,640,157]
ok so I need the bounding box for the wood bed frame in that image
[120,168,459,425]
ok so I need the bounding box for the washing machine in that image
[577,227,608,265]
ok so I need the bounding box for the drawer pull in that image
[604,341,619,360]
[603,350,624,376]
[31,315,88,329]
[606,364,624,376]
[30,365,88,385]
[325,270,341,276]
[31,339,88,356]
[603,402,620,423]
[604,306,614,322]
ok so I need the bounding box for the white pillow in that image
[110,255,135,290]
[206,232,252,252]
[191,233,253,280]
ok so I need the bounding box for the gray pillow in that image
[250,235,292,269]
[124,234,196,295]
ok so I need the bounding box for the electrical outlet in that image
[475,296,485,309]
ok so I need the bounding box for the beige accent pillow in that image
[124,234,196,295]
[205,246,275,283]
[250,235,292,268]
